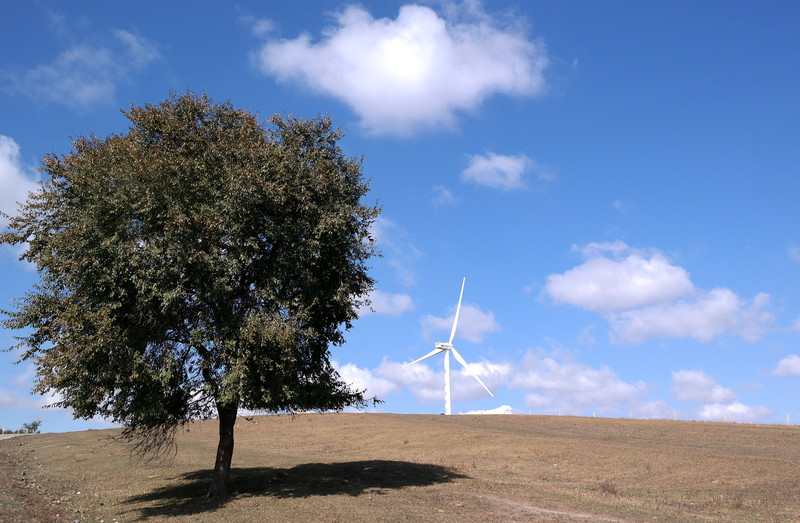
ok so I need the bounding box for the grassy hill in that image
[2,413,799,521]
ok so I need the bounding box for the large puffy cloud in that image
[609,290,773,344]
[545,242,693,312]
[773,354,800,376]
[670,370,771,423]
[420,303,500,343]
[386,359,441,404]
[511,352,648,415]
[253,3,548,135]
[671,370,736,403]
[546,241,774,344]
[334,361,401,399]
[0,135,39,228]
[3,29,158,109]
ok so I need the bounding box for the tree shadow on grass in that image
[125,460,468,519]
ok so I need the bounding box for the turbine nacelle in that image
[404,278,493,415]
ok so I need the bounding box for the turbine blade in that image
[451,346,494,397]
[404,347,445,367]
[448,277,466,345]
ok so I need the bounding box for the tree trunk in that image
[206,400,238,498]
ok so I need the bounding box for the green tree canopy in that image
[21,420,42,433]
[1,91,380,497]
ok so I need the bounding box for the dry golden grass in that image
[2,414,800,521]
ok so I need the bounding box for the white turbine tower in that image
[405,278,493,415]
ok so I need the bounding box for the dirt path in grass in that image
[0,447,75,522]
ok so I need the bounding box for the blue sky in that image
[2,1,800,432]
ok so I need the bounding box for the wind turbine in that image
[405,278,493,415]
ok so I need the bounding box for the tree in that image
[1,91,380,498]
[21,420,42,433]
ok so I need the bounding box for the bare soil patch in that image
[0,446,71,522]
[1,414,799,522]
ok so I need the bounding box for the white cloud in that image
[431,185,456,206]
[44,8,69,37]
[336,349,777,422]
[462,404,520,415]
[358,289,415,316]
[111,29,160,68]
[578,240,629,257]
[370,216,422,286]
[774,354,800,376]
[387,350,649,415]
[386,356,509,405]
[421,302,500,343]
[253,3,548,135]
[3,29,159,109]
[633,400,673,420]
[0,388,38,409]
[342,351,779,421]
[510,352,648,415]
[738,292,775,341]
[546,241,774,344]
[609,289,774,344]
[12,364,36,386]
[671,370,736,403]
[545,242,693,312]
[31,391,118,427]
[0,135,39,228]
[335,361,400,399]
[578,324,596,347]
[668,370,770,423]
[33,391,64,410]
[790,247,800,263]
[452,360,509,400]
[461,152,532,190]
[697,402,772,423]
[243,16,275,38]
[383,359,443,404]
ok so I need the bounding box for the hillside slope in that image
[1,414,799,521]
